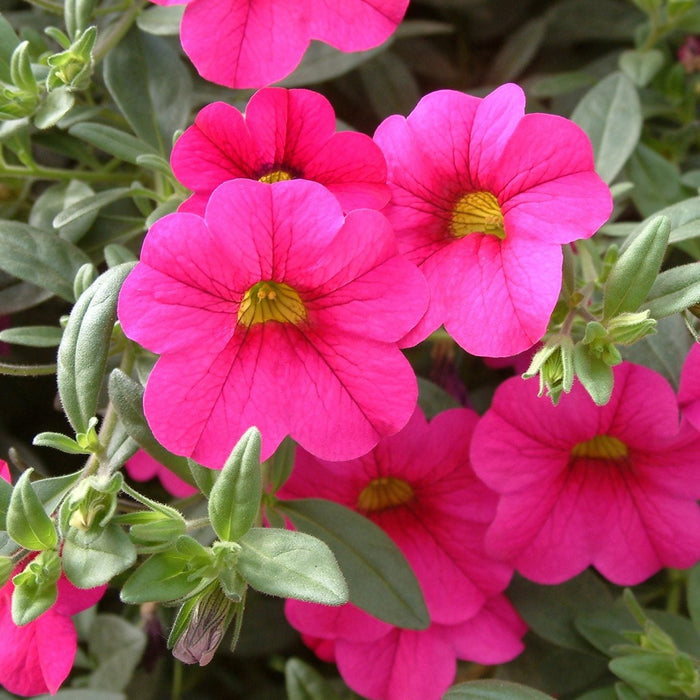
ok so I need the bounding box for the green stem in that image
[0,362,57,376]
[171,659,183,700]
[93,0,148,63]
[0,162,136,185]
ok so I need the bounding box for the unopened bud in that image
[607,310,657,345]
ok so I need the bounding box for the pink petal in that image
[181,0,308,88]
[53,575,106,617]
[679,344,700,431]
[308,0,408,51]
[0,460,9,483]
[125,450,197,498]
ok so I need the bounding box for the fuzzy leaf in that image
[6,470,57,551]
[443,680,556,700]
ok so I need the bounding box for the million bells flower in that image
[148,0,409,88]
[118,179,428,466]
[373,83,613,357]
[280,408,526,700]
[470,363,700,585]
[171,88,390,216]
[0,461,106,696]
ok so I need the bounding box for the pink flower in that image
[171,88,389,216]
[118,179,428,466]
[470,363,700,585]
[149,0,409,88]
[373,84,613,357]
[125,450,197,498]
[679,343,700,430]
[279,408,526,700]
[0,462,106,697]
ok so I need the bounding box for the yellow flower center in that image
[356,477,415,513]
[450,191,505,239]
[570,434,629,461]
[237,281,306,328]
[258,169,293,184]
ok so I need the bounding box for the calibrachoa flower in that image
[149,0,409,88]
[171,88,390,216]
[0,461,106,696]
[470,363,700,585]
[118,179,428,466]
[125,450,197,498]
[678,343,700,430]
[279,408,526,700]
[373,84,613,357]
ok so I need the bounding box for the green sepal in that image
[11,549,61,625]
[61,521,136,588]
[603,216,670,320]
[57,263,135,435]
[208,427,262,542]
[573,342,615,406]
[7,469,58,551]
[237,527,348,606]
[120,536,215,604]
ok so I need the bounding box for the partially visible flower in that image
[679,36,700,73]
[678,343,700,430]
[470,363,700,585]
[118,179,428,465]
[374,84,612,357]
[148,0,409,88]
[125,450,197,498]
[0,461,106,697]
[279,408,526,700]
[171,88,389,216]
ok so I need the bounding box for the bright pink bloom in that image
[279,408,526,700]
[470,363,700,585]
[148,0,409,88]
[0,462,106,697]
[118,179,428,466]
[171,88,389,216]
[679,343,700,430]
[374,84,613,357]
[125,450,197,498]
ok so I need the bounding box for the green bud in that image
[11,550,61,625]
[73,262,98,300]
[170,582,237,666]
[523,336,574,404]
[45,27,96,91]
[0,85,40,120]
[606,310,657,345]
[61,471,123,533]
[582,321,622,366]
[10,42,39,95]
[639,621,678,656]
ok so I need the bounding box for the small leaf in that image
[643,263,700,318]
[0,325,62,347]
[285,658,343,700]
[0,221,91,301]
[136,4,184,35]
[608,653,684,696]
[62,522,136,588]
[108,369,195,487]
[625,144,684,218]
[443,679,556,700]
[68,122,159,164]
[53,187,133,229]
[265,436,296,494]
[57,264,135,434]
[618,49,664,87]
[237,527,348,605]
[33,431,91,455]
[34,88,75,130]
[277,498,429,629]
[571,71,642,184]
[603,216,670,319]
[209,427,262,542]
[573,343,614,406]
[6,469,57,551]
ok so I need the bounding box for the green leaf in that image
[275,499,428,628]
[57,263,135,434]
[285,658,343,700]
[6,469,58,551]
[11,550,61,625]
[209,427,262,542]
[573,342,614,406]
[507,571,613,652]
[624,144,684,218]
[618,49,664,87]
[443,680,556,700]
[29,178,96,243]
[62,522,136,588]
[485,17,547,83]
[103,26,192,153]
[52,187,133,229]
[0,221,91,301]
[68,122,159,164]
[86,613,147,691]
[417,377,460,419]
[188,459,217,497]
[108,369,195,487]
[603,216,670,319]
[0,14,21,84]
[136,4,184,35]
[33,470,83,515]
[689,563,700,636]
[0,475,11,530]
[643,263,700,318]
[0,325,62,347]
[265,436,296,494]
[104,244,138,267]
[237,527,348,605]
[359,51,421,120]
[33,431,91,455]
[571,72,641,184]
[608,653,684,696]
[35,690,126,700]
[34,87,75,129]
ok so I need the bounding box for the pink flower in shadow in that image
[279,408,526,700]
[125,450,197,498]
[374,84,612,357]
[471,363,700,585]
[171,88,390,216]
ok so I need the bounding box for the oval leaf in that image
[276,498,428,629]
[6,469,57,551]
[443,679,556,700]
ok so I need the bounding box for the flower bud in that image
[62,471,122,533]
[523,336,574,404]
[606,310,657,345]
